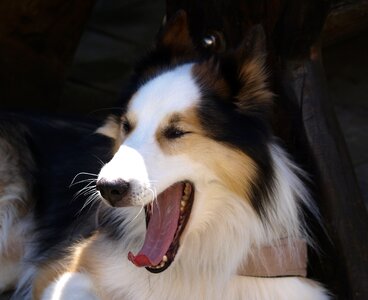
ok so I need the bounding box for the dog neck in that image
[239,238,307,278]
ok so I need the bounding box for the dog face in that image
[98,64,202,206]
[96,12,275,272]
[98,62,261,205]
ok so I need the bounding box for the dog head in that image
[96,12,277,273]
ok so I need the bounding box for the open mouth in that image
[128,181,194,273]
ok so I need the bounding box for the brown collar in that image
[239,238,308,278]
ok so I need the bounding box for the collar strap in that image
[239,238,308,278]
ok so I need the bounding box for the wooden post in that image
[0,0,96,110]
[323,0,368,46]
[166,0,368,298]
[281,48,368,300]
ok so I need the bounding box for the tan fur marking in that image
[96,112,139,154]
[123,112,137,131]
[157,107,257,199]
[96,115,123,154]
[32,236,98,300]
[108,112,137,152]
[32,258,70,300]
[1,221,22,262]
[237,58,273,110]
[96,115,120,140]
[192,55,273,114]
[69,235,99,273]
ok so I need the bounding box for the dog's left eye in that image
[164,127,189,140]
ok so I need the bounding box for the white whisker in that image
[73,186,94,200]
[93,155,106,168]
[72,182,97,200]
[148,186,160,217]
[70,172,98,186]
[130,205,145,223]
[69,178,96,188]
[77,192,101,215]
[82,187,97,197]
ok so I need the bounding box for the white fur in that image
[42,273,99,300]
[128,63,199,121]
[43,64,329,299]
[0,212,33,293]
[0,135,34,293]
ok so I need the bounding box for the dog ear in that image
[233,25,273,114]
[193,26,272,112]
[156,10,196,57]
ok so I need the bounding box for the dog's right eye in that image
[164,127,189,140]
[121,120,132,134]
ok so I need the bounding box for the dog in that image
[9,11,329,300]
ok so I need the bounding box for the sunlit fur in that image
[34,62,329,300]
[0,125,34,293]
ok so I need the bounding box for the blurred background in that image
[2,0,366,208]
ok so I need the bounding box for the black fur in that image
[196,83,276,219]
[0,112,114,261]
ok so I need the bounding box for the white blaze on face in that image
[128,63,199,128]
[98,63,202,204]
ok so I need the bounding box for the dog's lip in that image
[128,181,194,273]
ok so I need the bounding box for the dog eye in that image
[164,127,189,140]
[121,120,132,133]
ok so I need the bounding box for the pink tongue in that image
[128,183,183,267]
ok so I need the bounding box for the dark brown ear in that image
[238,25,267,62]
[156,10,196,56]
[234,25,273,113]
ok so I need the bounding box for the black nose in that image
[96,179,130,206]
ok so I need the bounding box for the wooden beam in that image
[281,48,368,300]
[323,0,368,46]
[0,0,96,110]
